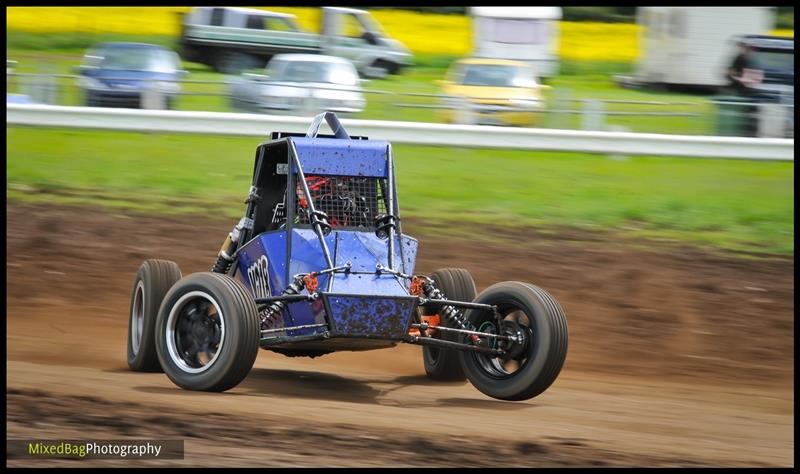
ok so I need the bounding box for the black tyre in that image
[421,268,476,381]
[214,51,259,75]
[460,281,568,401]
[364,59,398,79]
[127,259,182,372]
[155,272,260,392]
[86,91,101,107]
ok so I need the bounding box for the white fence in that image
[7,104,794,161]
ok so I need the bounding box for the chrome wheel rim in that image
[166,291,225,374]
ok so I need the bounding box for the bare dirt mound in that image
[6,202,795,467]
[7,202,793,385]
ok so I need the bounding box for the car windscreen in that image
[92,47,179,73]
[753,50,794,74]
[356,12,385,36]
[459,64,535,87]
[272,61,358,86]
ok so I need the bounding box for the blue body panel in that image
[286,229,335,334]
[237,231,288,299]
[291,138,390,178]
[323,294,418,338]
[236,228,419,340]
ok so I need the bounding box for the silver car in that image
[228,54,366,116]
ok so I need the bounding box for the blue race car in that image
[126,112,568,401]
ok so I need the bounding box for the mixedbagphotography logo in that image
[7,440,184,459]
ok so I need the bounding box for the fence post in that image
[758,102,787,138]
[581,99,606,131]
[44,64,59,105]
[30,74,45,104]
[782,91,794,139]
[550,88,571,130]
[141,80,166,110]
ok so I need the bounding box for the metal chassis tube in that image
[288,139,335,272]
[259,329,507,357]
[405,335,505,356]
[385,143,397,270]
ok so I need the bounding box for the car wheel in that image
[215,51,259,75]
[363,59,397,79]
[85,91,100,107]
[460,281,568,401]
[421,268,475,381]
[127,259,182,372]
[155,272,260,392]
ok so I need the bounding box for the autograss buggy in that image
[127,112,568,401]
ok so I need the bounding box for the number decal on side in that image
[247,255,271,299]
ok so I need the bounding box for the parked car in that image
[7,60,38,104]
[75,42,186,109]
[741,35,794,103]
[438,58,549,127]
[180,6,412,77]
[228,54,366,116]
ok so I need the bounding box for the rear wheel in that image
[460,281,568,401]
[155,272,260,392]
[214,51,259,75]
[86,91,101,107]
[364,59,398,79]
[127,259,182,372]
[422,268,475,381]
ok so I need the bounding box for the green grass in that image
[7,126,794,254]
[7,31,178,52]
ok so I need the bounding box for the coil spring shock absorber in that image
[421,278,480,343]
[211,244,235,274]
[211,216,254,274]
[213,186,260,274]
[260,274,308,330]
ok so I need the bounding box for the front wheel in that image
[155,272,260,392]
[460,281,568,401]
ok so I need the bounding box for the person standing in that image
[725,41,764,136]
[726,41,763,96]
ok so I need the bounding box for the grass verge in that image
[7,126,793,254]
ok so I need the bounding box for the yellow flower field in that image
[6,7,793,62]
[558,22,640,62]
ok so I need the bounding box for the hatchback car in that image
[438,58,548,127]
[228,54,366,116]
[76,42,185,109]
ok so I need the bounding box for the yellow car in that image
[438,58,549,127]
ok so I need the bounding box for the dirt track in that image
[6,203,794,467]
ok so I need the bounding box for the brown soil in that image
[6,202,794,467]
